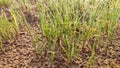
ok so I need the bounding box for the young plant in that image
[0,10,19,47]
[0,0,10,7]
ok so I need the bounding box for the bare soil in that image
[0,3,120,68]
[0,23,120,68]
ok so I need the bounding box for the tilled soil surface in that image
[0,26,34,68]
[0,4,120,68]
[0,24,120,68]
[0,1,120,68]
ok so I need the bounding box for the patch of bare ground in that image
[0,1,120,67]
[0,23,120,68]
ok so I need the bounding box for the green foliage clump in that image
[0,11,19,48]
[0,0,10,7]
[37,0,120,64]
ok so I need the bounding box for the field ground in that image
[0,0,120,68]
[0,23,120,68]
